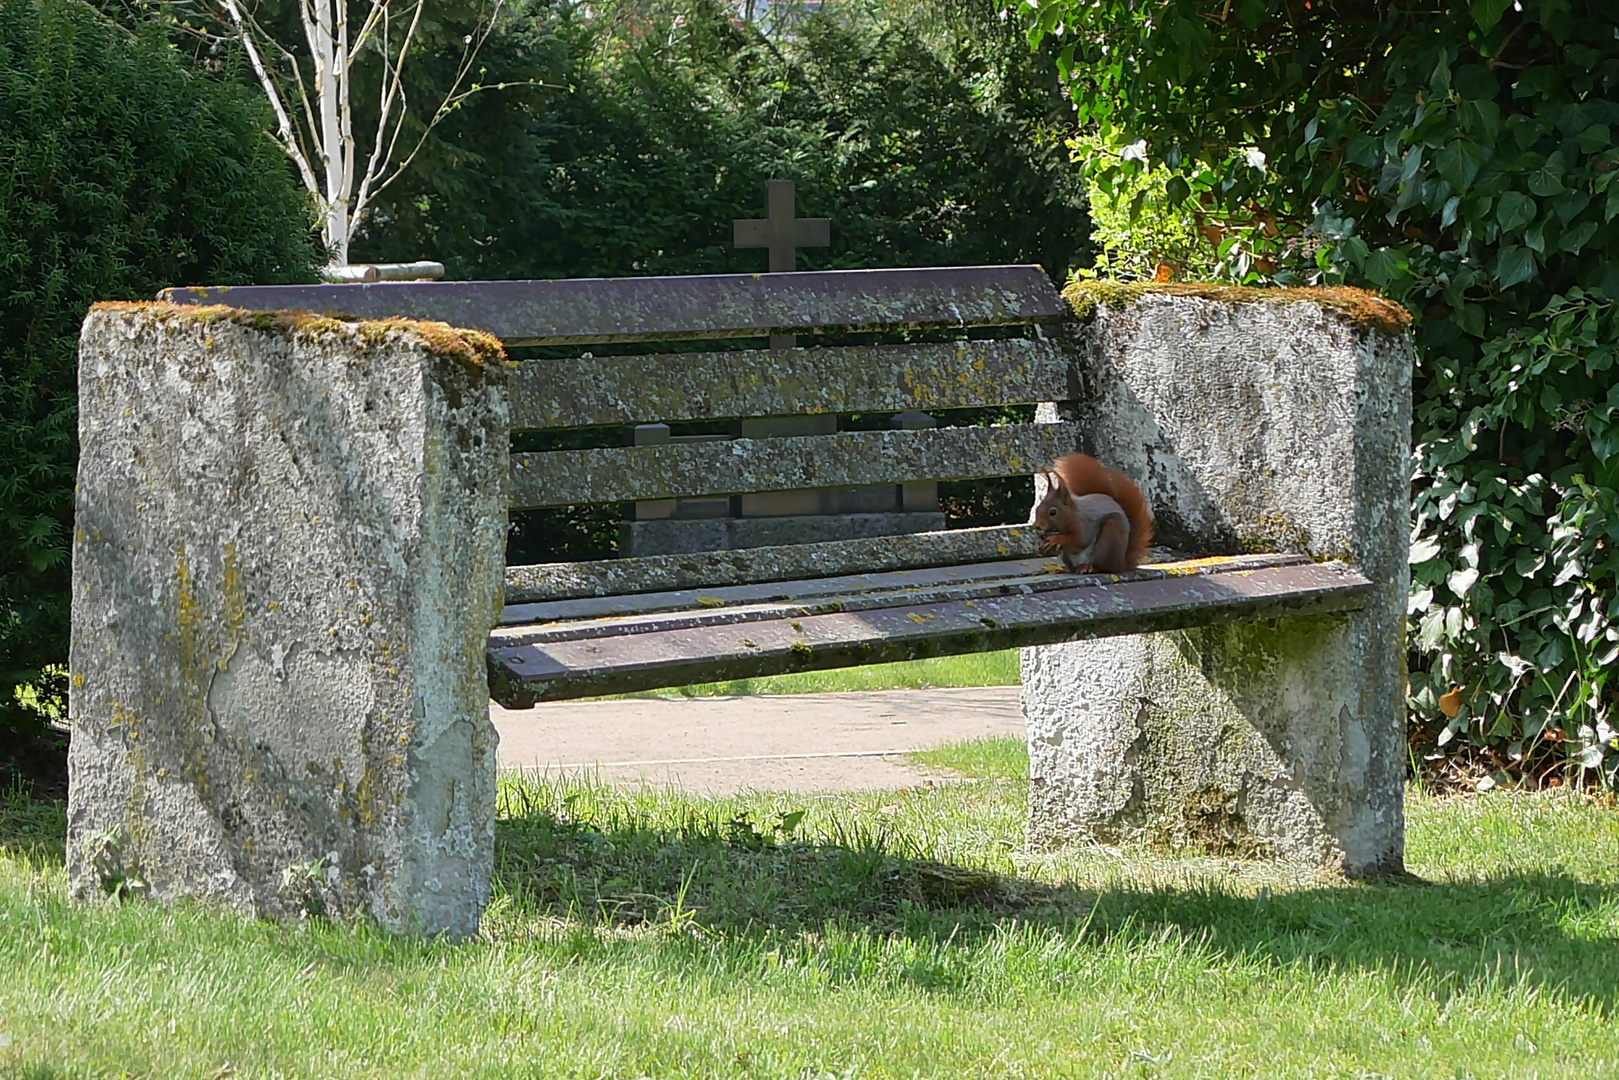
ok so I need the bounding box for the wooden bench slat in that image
[509,421,1081,509]
[503,555,1053,625]
[487,561,1373,705]
[510,338,1071,429]
[506,524,1041,603]
[160,266,1065,346]
[494,554,1315,643]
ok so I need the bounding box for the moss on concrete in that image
[1062,280,1412,336]
[92,301,507,370]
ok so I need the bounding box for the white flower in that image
[1120,140,1148,164]
[1245,147,1267,170]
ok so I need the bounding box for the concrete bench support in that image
[68,303,509,935]
[1024,289,1413,876]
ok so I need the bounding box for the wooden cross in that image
[733,180,830,273]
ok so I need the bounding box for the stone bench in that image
[68,272,1411,936]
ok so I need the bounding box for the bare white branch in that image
[217,0,319,196]
[209,0,509,264]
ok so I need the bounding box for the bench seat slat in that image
[511,338,1070,430]
[494,554,1315,643]
[510,421,1083,509]
[487,561,1372,705]
[506,524,1041,603]
[161,266,1064,346]
[503,555,1055,625]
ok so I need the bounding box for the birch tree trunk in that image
[216,0,499,267]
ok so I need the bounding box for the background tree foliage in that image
[351,0,1089,281]
[0,0,321,789]
[1027,0,1619,787]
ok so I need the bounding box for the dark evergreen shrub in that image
[0,0,321,792]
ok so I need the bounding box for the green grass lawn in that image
[3,739,1618,1078]
[610,649,1021,698]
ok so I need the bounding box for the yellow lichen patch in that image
[90,301,508,369]
[1062,280,1411,335]
[1159,555,1249,575]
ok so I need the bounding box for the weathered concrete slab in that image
[510,338,1069,429]
[1024,286,1412,877]
[161,266,1066,346]
[509,421,1084,508]
[68,302,509,936]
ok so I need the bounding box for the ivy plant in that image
[1025,0,1619,787]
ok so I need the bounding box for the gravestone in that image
[620,180,947,556]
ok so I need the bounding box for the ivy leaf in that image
[1449,565,1481,597]
[1497,191,1536,232]
[1418,609,1446,650]
[1410,537,1443,564]
[1436,140,1484,191]
[1578,124,1612,155]
[1458,98,1502,141]
[1345,133,1380,168]
[1527,152,1567,197]
[1560,221,1598,253]
[1469,0,1513,32]
[1492,245,1536,289]
[1364,247,1406,285]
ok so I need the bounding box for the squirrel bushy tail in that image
[1051,453,1155,568]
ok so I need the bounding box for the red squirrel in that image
[1032,454,1154,573]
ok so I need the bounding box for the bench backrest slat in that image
[162,266,1064,346]
[511,338,1069,430]
[509,420,1083,509]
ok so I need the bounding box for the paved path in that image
[491,687,1024,794]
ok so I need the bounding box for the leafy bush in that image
[1028,0,1619,787]
[0,0,320,784]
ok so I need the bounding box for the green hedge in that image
[0,0,320,778]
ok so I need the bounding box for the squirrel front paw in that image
[1035,534,1060,556]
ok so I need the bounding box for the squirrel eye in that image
[1047,506,1057,516]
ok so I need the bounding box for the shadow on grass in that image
[493,783,1619,1011]
[6,783,1614,1012]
